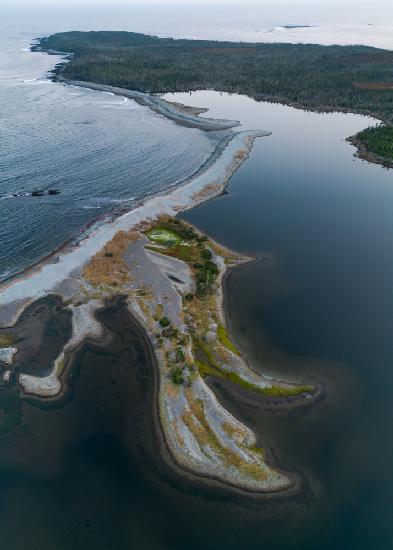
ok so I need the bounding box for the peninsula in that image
[0,93,317,493]
[37,31,393,166]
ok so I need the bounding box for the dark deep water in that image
[179,93,393,548]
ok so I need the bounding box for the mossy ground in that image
[217,324,241,356]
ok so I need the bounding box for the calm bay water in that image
[177,91,393,549]
[1,4,393,550]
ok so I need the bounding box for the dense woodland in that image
[40,31,393,161]
[356,125,393,162]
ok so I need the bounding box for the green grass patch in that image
[261,385,313,397]
[217,324,241,356]
[193,337,313,398]
[146,227,181,247]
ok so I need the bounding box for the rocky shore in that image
[61,79,241,132]
[347,135,393,170]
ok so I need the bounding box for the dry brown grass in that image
[354,81,393,90]
[221,421,246,441]
[154,304,164,320]
[83,231,137,287]
[0,333,16,347]
[234,150,247,161]
[191,182,222,203]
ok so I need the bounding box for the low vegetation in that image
[159,316,170,328]
[83,230,135,288]
[171,366,184,385]
[145,217,219,296]
[217,324,241,356]
[146,228,181,247]
[194,336,312,398]
[146,217,313,398]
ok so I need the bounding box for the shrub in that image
[171,367,184,385]
[176,347,185,362]
[159,317,170,327]
[201,248,212,260]
[195,260,219,295]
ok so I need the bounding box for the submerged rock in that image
[30,189,61,197]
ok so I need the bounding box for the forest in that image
[355,125,393,163]
[39,31,393,162]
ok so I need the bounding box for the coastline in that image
[0,74,317,495]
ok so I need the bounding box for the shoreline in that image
[59,79,241,132]
[347,134,393,170]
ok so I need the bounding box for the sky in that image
[2,0,390,4]
[1,0,392,49]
